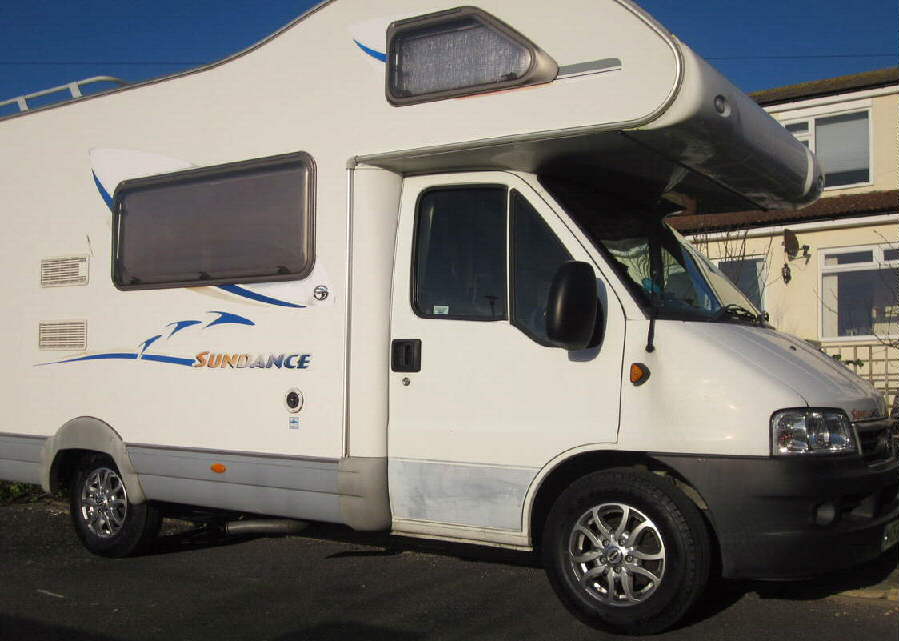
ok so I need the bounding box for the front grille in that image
[856,421,896,466]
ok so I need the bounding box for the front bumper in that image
[654,446,899,580]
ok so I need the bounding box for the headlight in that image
[771,409,858,456]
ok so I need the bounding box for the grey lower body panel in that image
[388,458,538,531]
[128,445,389,529]
[0,433,46,485]
[140,473,344,523]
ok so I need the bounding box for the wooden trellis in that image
[822,342,899,406]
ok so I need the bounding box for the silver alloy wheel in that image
[79,466,128,538]
[567,502,666,607]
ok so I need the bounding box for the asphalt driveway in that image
[1,501,896,641]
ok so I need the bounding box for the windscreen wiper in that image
[712,303,763,325]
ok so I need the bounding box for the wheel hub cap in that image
[567,502,666,607]
[79,466,128,539]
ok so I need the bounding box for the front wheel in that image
[70,454,161,557]
[542,469,710,635]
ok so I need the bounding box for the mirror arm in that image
[645,308,656,353]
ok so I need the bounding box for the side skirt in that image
[0,433,46,485]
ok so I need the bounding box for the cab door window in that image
[413,187,507,320]
[510,191,574,344]
[412,184,578,345]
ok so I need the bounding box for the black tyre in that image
[70,454,161,558]
[542,468,710,635]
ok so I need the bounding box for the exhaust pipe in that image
[224,519,308,537]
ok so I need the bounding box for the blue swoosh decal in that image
[55,353,139,363]
[36,352,194,367]
[354,39,387,62]
[140,354,196,366]
[139,334,162,354]
[166,320,202,337]
[217,285,305,309]
[205,310,256,328]
[92,171,114,209]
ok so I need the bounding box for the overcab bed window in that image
[112,152,315,290]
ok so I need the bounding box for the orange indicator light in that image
[210,463,227,474]
[629,363,650,386]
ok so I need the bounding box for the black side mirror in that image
[546,261,599,350]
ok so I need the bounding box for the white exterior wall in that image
[345,166,403,458]
[0,0,848,542]
[0,0,684,456]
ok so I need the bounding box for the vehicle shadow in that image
[748,551,898,600]
[0,615,121,641]
[678,577,747,628]
[141,517,897,629]
[140,518,529,563]
[299,521,540,568]
[303,522,898,633]
[141,517,531,565]
[0,615,424,641]
[272,621,425,641]
[678,550,898,630]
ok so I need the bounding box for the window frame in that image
[409,182,589,348]
[111,151,316,291]
[385,6,557,107]
[715,254,768,312]
[410,184,510,322]
[508,189,576,346]
[781,106,873,191]
[819,243,899,342]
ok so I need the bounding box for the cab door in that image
[388,172,625,536]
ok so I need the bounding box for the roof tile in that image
[751,67,899,106]
[668,190,898,233]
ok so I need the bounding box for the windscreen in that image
[541,176,762,323]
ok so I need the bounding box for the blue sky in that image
[1,0,896,112]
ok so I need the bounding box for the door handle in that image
[391,339,422,372]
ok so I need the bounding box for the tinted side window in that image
[511,191,573,342]
[413,187,507,320]
[114,153,314,289]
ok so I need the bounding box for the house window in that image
[821,245,898,339]
[717,256,766,312]
[784,110,870,188]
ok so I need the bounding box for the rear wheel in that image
[70,454,161,557]
[542,469,710,635]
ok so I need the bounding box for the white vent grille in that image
[41,255,89,287]
[38,320,87,351]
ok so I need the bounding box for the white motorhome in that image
[1,0,897,634]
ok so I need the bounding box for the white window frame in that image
[715,254,768,312]
[778,102,873,191]
[819,243,899,342]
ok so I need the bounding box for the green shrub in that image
[0,481,47,504]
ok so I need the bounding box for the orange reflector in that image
[629,363,650,386]
[210,463,227,474]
